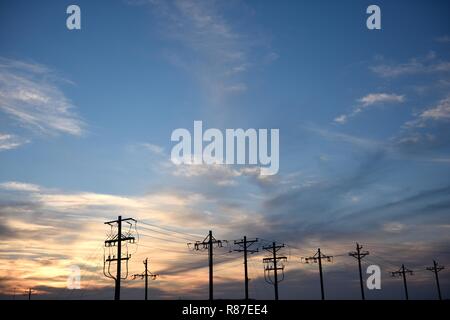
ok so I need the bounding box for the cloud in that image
[334,93,404,124]
[139,0,275,106]
[1,173,449,300]
[435,35,450,43]
[0,57,84,136]
[0,181,41,192]
[403,96,450,129]
[358,93,405,107]
[0,133,29,151]
[370,54,450,78]
[137,140,275,188]
[393,96,450,154]
[0,180,271,299]
[140,142,165,155]
[333,114,347,124]
[418,96,450,121]
[429,157,450,163]
[305,124,383,150]
[383,222,406,233]
[170,163,270,187]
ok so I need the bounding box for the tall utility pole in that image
[301,248,333,300]
[103,215,136,300]
[189,230,226,300]
[26,288,33,300]
[348,243,369,300]
[234,236,258,300]
[426,260,444,300]
[391,264,413,300]
[263,242,287,300]
[133,258,158,300]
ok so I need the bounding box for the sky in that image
[0,0,450,300]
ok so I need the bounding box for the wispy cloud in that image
[334,93,404,124]
[304,124,384,150]
[0,132,29,151]
[0,57,84,136]
[435,35,450,43]
[370,53,450,78]
[138,0,276,106]
[358,93,405,107]
[0,181,41,192]
[140,142,165,155]
[404,95,450,128]
[418,95,450,121]
[171,163,268,187]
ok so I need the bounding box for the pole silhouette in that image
[391,264,413,300]
[189,230,225,301]
[104,215,136,300]
[426,260,444,300]
[133,258,158,300]
[349,243,369,300]
[234,236,258,300]
[301,248,333,300]
[263,242,286,300]
[26,288,33,300]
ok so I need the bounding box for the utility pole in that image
[189,230,226,300]
[103,215,136,300]
[263,242,287,300]
[348,243,369,300]
[391,264,413,300]
[234,236,258,300]
[26,288,33,300]
[301,248,333,300]
[133,258,158,300]
[426,260,444,300]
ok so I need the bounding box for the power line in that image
[138,225,197,242]
[139,221,203,239]
[363,242,450,255]
[138,243,197,255]
[139,233,188,244]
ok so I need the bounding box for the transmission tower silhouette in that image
[103,215,137,300]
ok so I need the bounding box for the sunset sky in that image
[1,0,450,300]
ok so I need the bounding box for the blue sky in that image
[0,0,450,299]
